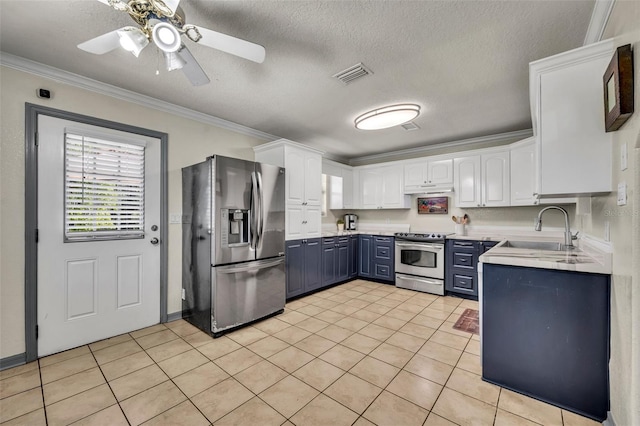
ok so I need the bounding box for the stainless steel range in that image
[394,232,452,295]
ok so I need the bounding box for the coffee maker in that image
[344,214,358,230]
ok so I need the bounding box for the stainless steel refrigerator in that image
[182,155,286,336]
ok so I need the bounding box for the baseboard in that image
[603,412,616,426]
[166,311,183,323]
[0,353,27,371]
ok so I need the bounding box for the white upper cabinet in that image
[454,156,481,208]
[454,149,509,208]
[481,151,510,207]
[403,158,453,193]
[530,39,613,197]
[254,139,324,240]
[510,138,538,206]
[357,164,410,209]
[322,159,354,210]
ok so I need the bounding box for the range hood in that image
[404,185,454,195]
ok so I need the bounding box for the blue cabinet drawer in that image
[452,274,474,291]
[374,263,392,280]
[453,252,474,268]
[375,245,391,260]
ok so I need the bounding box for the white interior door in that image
[37,115,161,357]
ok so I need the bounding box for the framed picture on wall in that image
[417,197,448,214]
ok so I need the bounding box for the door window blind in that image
[64,132,145,241]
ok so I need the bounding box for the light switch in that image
[621,143,628,171]
[617,182,627,206]
[170,213,182,224]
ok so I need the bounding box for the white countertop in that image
[479,235,612,274]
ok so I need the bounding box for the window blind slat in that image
[64,132,145,241]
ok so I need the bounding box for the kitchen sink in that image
[502,240,565,251]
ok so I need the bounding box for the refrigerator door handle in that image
[216,257,284,274]
[256,171,264,246]
[250,171,259,250]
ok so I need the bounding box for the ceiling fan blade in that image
[161,0,181,15]
[178,46,210,86]
[77,29,123,55]
[194,26,266,64]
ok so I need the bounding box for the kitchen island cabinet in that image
[482,263,610,421]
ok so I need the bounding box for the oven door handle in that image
[396,274,443,285]
[395,242,443,251]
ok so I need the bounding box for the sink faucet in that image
[534,206,576,248]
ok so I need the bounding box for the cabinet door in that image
[348,236,358,278]
[454,156,482,208]
[404,161,427,188]
[358,236,373,277]
[510,141,538,206]
[337,241,349,282]
[304,238,322,292]
[381,166,405,208]
[285,204,304,240]
[285,148,305,205]
[342,169,354,209]
[322,240,337,286]
[303,205,322,238]
[428,159,453,185]
[481,151,510,207]
[285,240,305,298]
[304,153,322,205]
[360,170,382,209]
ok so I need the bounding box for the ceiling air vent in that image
[333,63,373,85]
[401,122,420,131]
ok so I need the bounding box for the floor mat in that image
[453,308,479,334]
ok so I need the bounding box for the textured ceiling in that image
[0,0,594,160]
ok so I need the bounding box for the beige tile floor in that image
[0,280,602,426]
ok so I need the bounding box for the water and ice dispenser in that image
[220,208,250,247]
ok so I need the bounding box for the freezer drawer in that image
[212,257,285,333]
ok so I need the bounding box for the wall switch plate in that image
[604,221,610,242]
[621,143,628,170]
[617,182,627,206]
[170,214,182,224]
[181,289,186,300]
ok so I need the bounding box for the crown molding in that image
[583,0,615,45]
[348,129,533,166]
[0,52,280,142]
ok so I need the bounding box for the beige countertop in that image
[321,230,397,237]
[479,236,612,274]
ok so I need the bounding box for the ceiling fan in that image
[77,0,266,86]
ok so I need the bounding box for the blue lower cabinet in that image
[483,264,610,422]
[348,235,358,278]
[372,236,394,282]
[358,235,373,278]
[322,237,350,287]
[285,238,321,299]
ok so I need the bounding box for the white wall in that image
[584,2,640,424]
[0,66,266,359]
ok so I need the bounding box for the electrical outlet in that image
[621,143,628,171]
[617,182,627,206]
[181,288,186,300]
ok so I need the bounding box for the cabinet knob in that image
[477,204,481,207]
[482,204,486,207]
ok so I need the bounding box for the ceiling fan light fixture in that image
[164,51,186,71]
[117,27,149,57]
[152,22,181,52]
[355,104,421,130]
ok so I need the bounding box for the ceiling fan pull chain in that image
[183,25,202,43]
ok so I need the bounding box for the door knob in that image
[150,237,159,245]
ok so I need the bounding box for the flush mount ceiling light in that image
[355,104,421,130]
[152,22,182,52]
[117,27,149,57]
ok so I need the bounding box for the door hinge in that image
[35,229,39,243]
[34,132,38,146]
[36,325,39,339]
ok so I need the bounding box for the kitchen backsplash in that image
[324,195,577,233]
